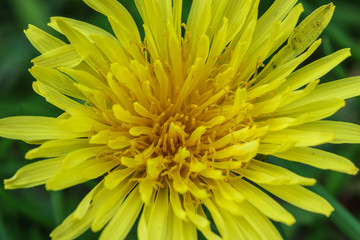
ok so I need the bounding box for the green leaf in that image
[310,184,360,240]
[322,36,348,79]
[0,188,53,229]
[0,213,10,240]
[272,221,288,240]
[325,24,360,64]
[50,191,65,225]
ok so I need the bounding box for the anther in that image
[170,138,176,154]
[162,133,168,153]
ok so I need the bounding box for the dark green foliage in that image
[0,0,359,239]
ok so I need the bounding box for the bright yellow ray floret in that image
[1,0,360,239]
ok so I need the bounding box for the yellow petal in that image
[296,77,360,106]
[62,147,103,169]
[29,66,84,99]
[169,184,187,220]
[139,178,155,204]
[256,117,296,131]
[111,63,148,105]
[174,58,206,112]
[214,0,253,43]
[250,94,284,117]
[91,181,135,232]
[216,180,244,202]
[60,115,107,133]
[256,39,321,85]
[50,210,95,240]
[112,104,146,125]
[184,194,209,229]
[206,17,229,70]
[186,126,206,146]
[281,48,351,91]
[146,188,169,240]
[83,0,141,43]
[0,116,83,141]
[292,120,360,144]
[55,18,109,75]
[167,21,183,86]
[233,216,262,240]
[261,184,334,217]
[199,168,225,180]
[184,195,222,240]
[108,16,144,61]
[187,179,208,199]
[135,0,169,59]
[24,24,65,53]
[59,67,110,93]
[147,156,163,179]
[253,0,297,43]
[212,126,262,149]
[138,204,150,240]
[267,3,334,69]
[275,98,345,125]
[238,201,283,240]
[279,80,319,108]
[49,17,117,42]
[210,140,258,160]
[46,158,113,190]
[142,24,160,60]
[199,198,227,239]
[228,1,257,65]
[75,82,107,107]
[274,147,359,175]
[171,167,188,194]
[4,158,62,189]
[33,81,97,120]
[104,168,135,190]
[173,0,182,38]
[248,78,285,100]
[238,159,316,186]
[153,60,170,105]
[90,34,129,67]
[73,182,103,220]
[166,208,197,240]
[25,139,89,160]
[82,160,118,179]
[99,187,143,240]
[289,3,334,54]
[187,0,211,37]
[215,210,245,240]
[258,141,296,155]
[233,178,295,225]
[31,44,82,68]
[210,187,243,216]
[186,0,211,57]
[240,21,281,82]
[268,3,304,57]
[262,129,333,147]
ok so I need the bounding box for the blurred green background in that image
[0,0,360,239]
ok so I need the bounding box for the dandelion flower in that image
[1,0,360,239]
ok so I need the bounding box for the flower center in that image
[154,112,189,156]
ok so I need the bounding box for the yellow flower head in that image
[1,0,360,239]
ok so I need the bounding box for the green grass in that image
[0,0,360,239]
